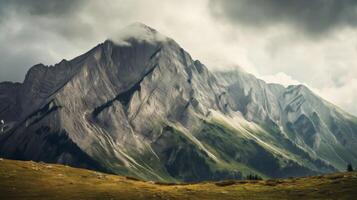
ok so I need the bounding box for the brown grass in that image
[0,158,357,200]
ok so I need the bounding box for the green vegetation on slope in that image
[150,125,242,182]
[1,158,357,200]
[122,119,335,182]
[196,120,321,178]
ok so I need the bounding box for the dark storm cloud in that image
[0,0,93,82]
[0,0,84,16]
[0,0,92,39]
[209,0,357,36]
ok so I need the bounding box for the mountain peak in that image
[109,22,168,46]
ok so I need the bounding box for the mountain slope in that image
[0,23,357,182]
[214,70,357,171]
[1,159,357,200]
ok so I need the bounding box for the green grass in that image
[1,158,357,200]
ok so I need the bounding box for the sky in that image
[0,0,357,115]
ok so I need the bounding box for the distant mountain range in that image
[1,23,357,182]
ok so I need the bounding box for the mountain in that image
[1,23,357,182]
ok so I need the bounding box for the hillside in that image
[1,159,357,200]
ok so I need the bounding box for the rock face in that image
[1,23,357,182]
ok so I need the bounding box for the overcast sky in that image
[0,0,357,115]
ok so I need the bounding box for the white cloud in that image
[109,22,169,46]
[259,72,301,87]
[318,79,357,115]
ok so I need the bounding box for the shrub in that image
[347,163,354,172]
[246,174,263,180]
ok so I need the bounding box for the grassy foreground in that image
[0,159,357,200]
